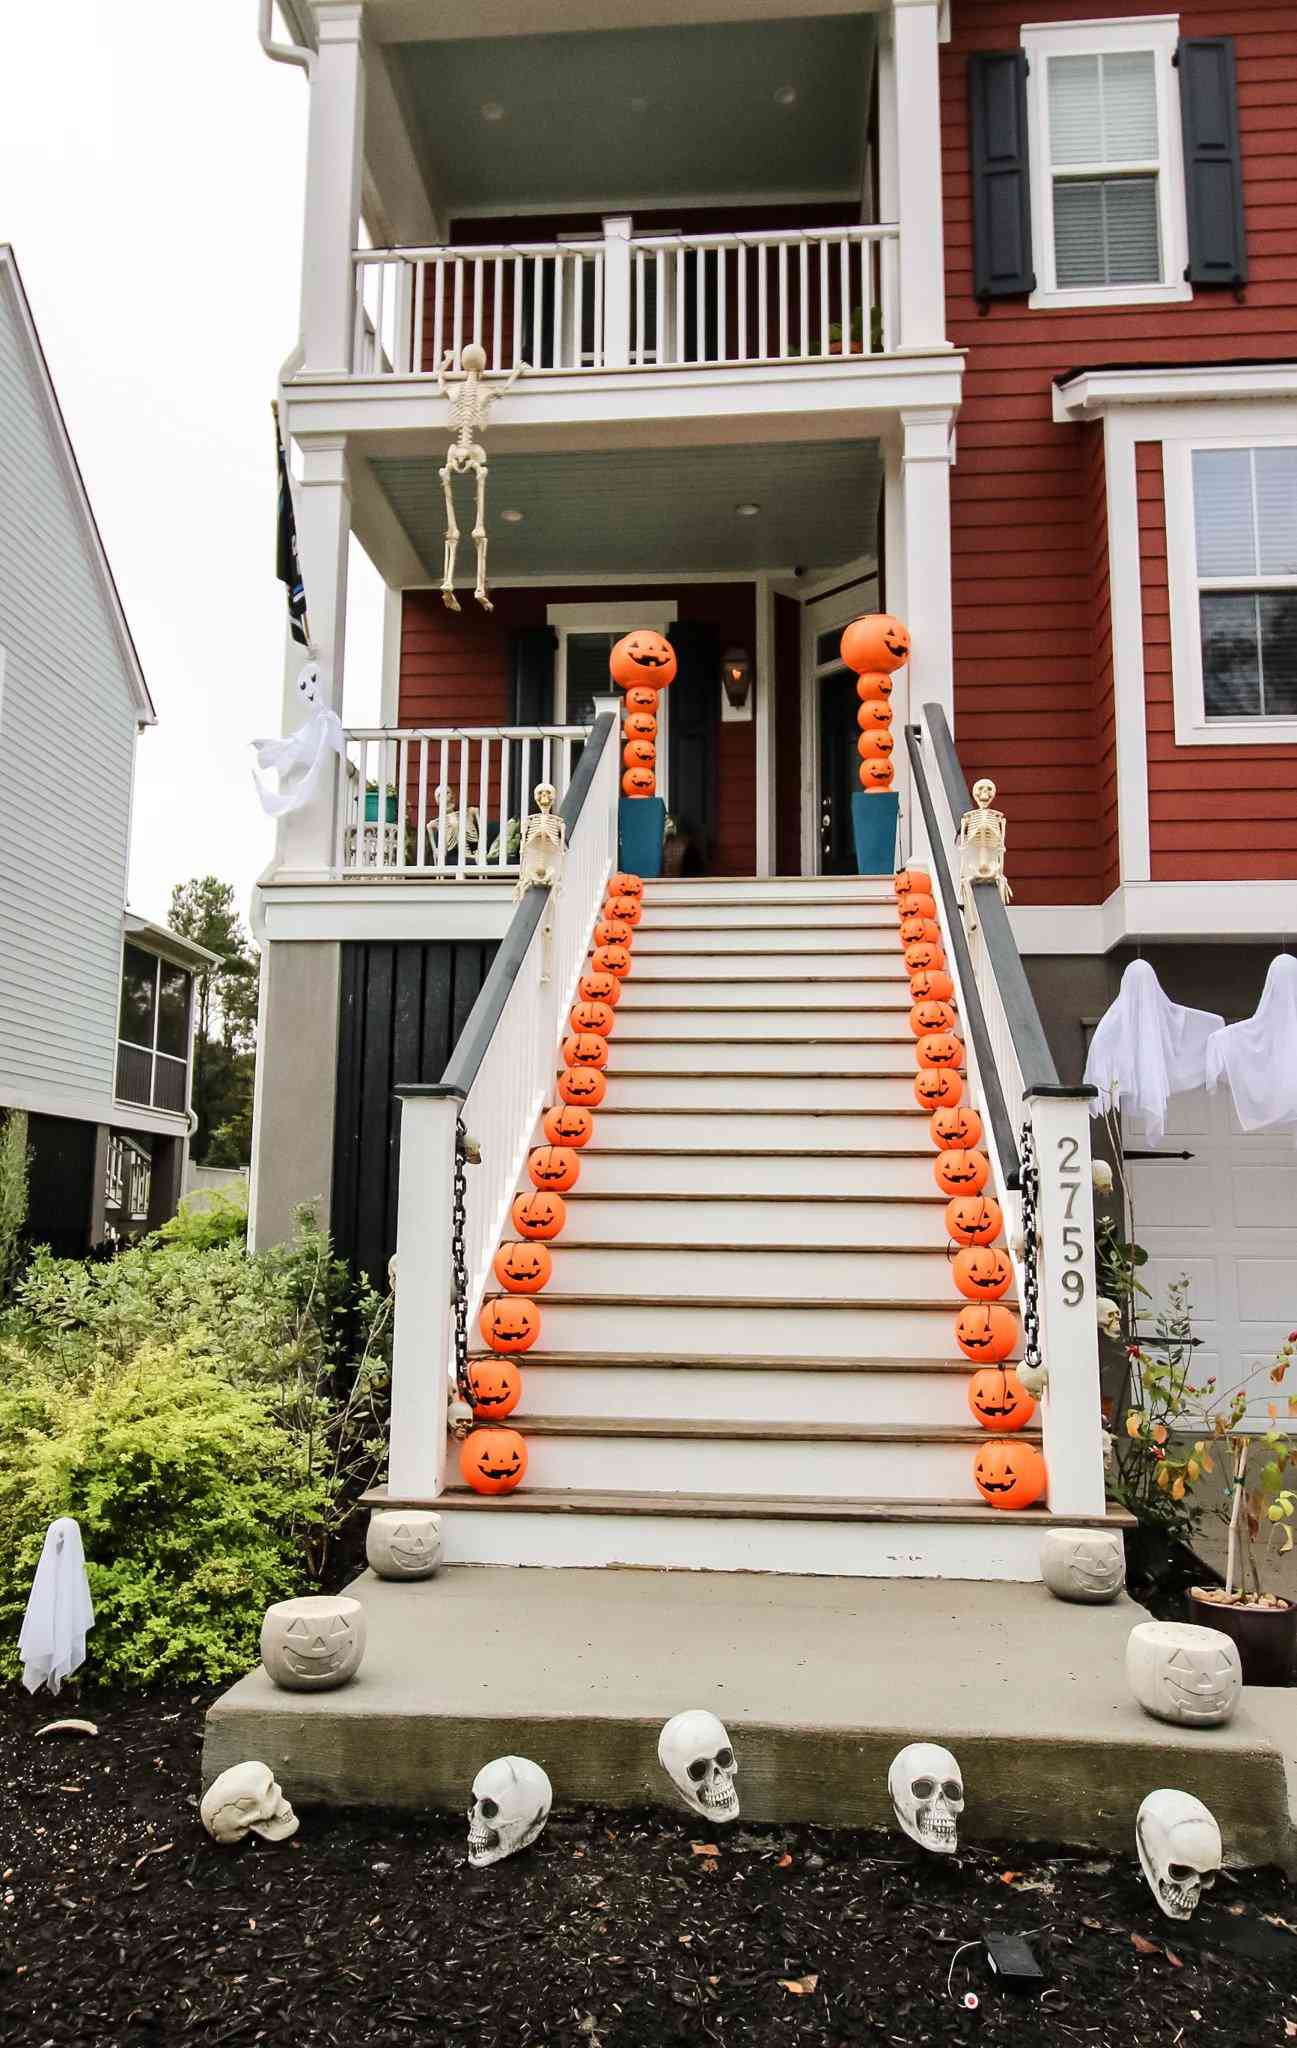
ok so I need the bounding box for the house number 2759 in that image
[1056,1135,1086,1307]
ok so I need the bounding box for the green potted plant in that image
[827,306,885,355]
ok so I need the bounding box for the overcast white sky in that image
[0,3,382,933]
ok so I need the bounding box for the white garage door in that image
[1125,1089,1297,1428]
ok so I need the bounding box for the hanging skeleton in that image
[958,777,1013,908]
[436,345,525,613]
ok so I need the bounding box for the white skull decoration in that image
[1136,1789,1222,1920]
[466,1755,552,1868]
[201,1761,299,1845]
[657,1709,740,1823]
[888,1742,964,1854]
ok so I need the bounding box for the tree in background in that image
[168,878,259,1165]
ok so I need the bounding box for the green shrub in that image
[0,1342,322,1686]
[155,1186,248,1252]
[0,1109,30,1304]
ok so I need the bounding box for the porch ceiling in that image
[369,438,882,579]
[388,15,873,214]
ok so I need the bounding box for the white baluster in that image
[798,239,809,357]
[737,242,748,363]
[414,735,429,870]
[477,734,490,872]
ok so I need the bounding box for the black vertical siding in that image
[332,939,498,1286]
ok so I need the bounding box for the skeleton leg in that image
[439,464,461,612]
[472,460,491,611]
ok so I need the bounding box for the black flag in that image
[274,409,310,647]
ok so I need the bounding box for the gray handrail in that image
[905,726,1021,1190]
[921,703,1060,1093]
[402,713,618,1104]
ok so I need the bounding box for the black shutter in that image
[508,624,556,815]
[666,622,719,854]
[1177,37,1248,287]
[968,51,1035,299]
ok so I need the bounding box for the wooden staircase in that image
[412,876,1116,1580]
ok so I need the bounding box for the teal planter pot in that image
[364,789,399,824]
[851,790,900,875]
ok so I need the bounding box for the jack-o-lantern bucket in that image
[967,1366,1035,1432]
[563,1033,610,1071]
[973,1438,1045,1511]
[857,698,893,731]
[528,1144,580,1193]
[570,1000,615,1038]
[558,1065,607,1108]
[953,1245,1013,1302]
[511,1189,567,1240]
[479,1296,541,1355]
[916,1031,964,1073]
[945,1193,1003,1247]
[578,970,621,1007]
[914,1067,964,1113]
[468,1355,523,1420]
[955,1302,1019,1364]
[623,739,656,772]
[857,673,894,705]
[591,943,632,979]
[594,917,633,949]
[930,1103,984,1151]
[840,613,911,675]
[909,967,955,1005]
[622,766,656,798]
[910,998,957,1038]
[610,629,677,692]
[608,871,644,898]
[933,1147,989,1198]
[604,895,643,928]
[460,1426,528,1495]
[857,729,895,761]
[493,1240,553,1294]
[543,1102,594,1150]
[859,758,894,792]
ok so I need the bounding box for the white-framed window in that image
[1023,16,1191,309]
[1165,433,1297,745]
[547,601,677,805]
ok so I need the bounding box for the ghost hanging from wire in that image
[252,660,344,817]
[1205,954,1297,1140]
[1083,959,1224,1146]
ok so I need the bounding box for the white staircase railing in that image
[906,707,1107,1518]
[384,703,621,1500]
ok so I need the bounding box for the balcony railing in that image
[337,724,591,877]
[351,222,900,379]
[115,1041,188,1114]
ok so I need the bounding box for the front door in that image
[817,665,860,874]
[802,577,880,875]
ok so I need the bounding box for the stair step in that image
[633,930,905,956]
[385,1482,1111,1527]
[605,1037,917,1074]
[639,904,901,931]
[617,981,910,1008]
[597,1072,922,1110]
[535,1243,960,1299]
[614,1005,911,1038]
[570,1149,941,1195]
[475,1296,968,1360]
[623,959,908,984]
[558,1196,947,1245]
[639,878,897,905]
[518,1357,977,1427]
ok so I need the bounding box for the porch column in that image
[301,1,365,374]
[273,435,351,877]
[602,217,632,369]
[755,575,775,878]
[900,408,954,733]
[892,0,947,350]
[388,1086,461,1501]
[1027,1089,1108,1517]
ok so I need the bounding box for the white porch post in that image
[602,216,632,369]
[274,436,351,876]
[900,407,954,735]
[388,1086,461,1500]
[301,1,365,374]
[755,574,776,878]
[892,0,948,350]
[1028,1090,1108,1516]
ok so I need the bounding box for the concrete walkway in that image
[205,1568,1295,1868]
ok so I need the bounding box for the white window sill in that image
[1029,279,1193,311]
[1172,715,1297,747]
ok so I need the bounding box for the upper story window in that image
[1023,17,1190,309]
[116,944,192,1114]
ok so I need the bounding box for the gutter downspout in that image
[258,0,314,75]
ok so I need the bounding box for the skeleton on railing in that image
[436,345,525,613]
[958,777,1012,910]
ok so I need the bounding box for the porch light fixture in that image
[735,501,761,517]
[720,645,753,712]
[500,508,524,523]
[481,100,505,122]
[773,84,797,106]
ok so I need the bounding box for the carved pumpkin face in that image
[857,699,892,732]
[909,968,955,1004]
[622,767,656,798]
[468,1355,523,1419]
[860,758,894,791]
[623,688,658,715]
[914,1067,963,1112]
[563,1033,609,1071]
[512,1190,566,1240]
[898,891,938,921]
[904,940,945,974]
[973,1439,1045,1511]
[930,1104,983,1151]
[856,672,894,704]
[579,971,621,1007]
[934,1146,989,1197]
[604,895,642,928]
[493,1240,553,1294]
[624,712,658,742]
[623,740,656,773]
[570,1000,615,1038]
[945,1194,1003,1246]
[910,999,957,1038]
[953,1246,1013,1303]
[610,629,677,690]
[479,1296,541,1354]
[956,1302,1019,1364]
[916,1031,963,1073]
[592,944,631,979]
[558,1065,606,1107]
[840,612,910,675]
[608,872,643,897]
[594,917,633,948]
[528,1144,580,1193]
[894,868,931,897]
[460,1426,528,1495]
[967,1366,1035,1432]
[543,1103,594,1150]
[857,729,895,761]
[901,917,942,948]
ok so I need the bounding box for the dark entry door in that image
[817,664,860,875]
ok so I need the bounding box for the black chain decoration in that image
[1018,1116,1043,1381]
[451,1115,472,1412]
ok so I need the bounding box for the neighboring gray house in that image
[0,246,214,1252]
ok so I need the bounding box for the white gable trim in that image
[0,248,155,725]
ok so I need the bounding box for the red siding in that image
[1137,444,1297,879]
[399,584,757,875]
[942,0,1297,905]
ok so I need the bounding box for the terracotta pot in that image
[1189,1586,1297,1686]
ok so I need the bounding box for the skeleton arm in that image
[481,358,528,408]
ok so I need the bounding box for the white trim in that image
[1101,414,1152,883]
[755,574,776,878]
[123,911,220,973]
[1022,16,1190,313]
[256,877,521,944]
[1011,879,1297,954]
[0,1074,191,1139]
[380,585,402,725]
[1054,361,1297,421]
[1165,432,1297,746]
[547,601,677,807]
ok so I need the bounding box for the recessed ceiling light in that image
[629,95,650,114]
[481,100,505,122]
[773,84,797,107]
[500,508,524,524]
[735,501,761,518]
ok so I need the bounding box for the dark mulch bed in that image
[1,1686,1294,2047]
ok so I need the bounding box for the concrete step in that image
[538,1241,956,1300]
[569,1147,939,1196]
[558,1193,947,1246]
[633,928,904,957]
[617,979,910,1009]
[476,1295,966,1360]
[639,878,896,905]
[612,1003,911,1037]
[639,901,901,932]
[596,1072,921,1111]
[519,1355,976,1427]
[606,1036,918,1074]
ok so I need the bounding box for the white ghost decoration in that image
[201,1761,299,1845]
[657,1709,739,1822]
[466,1755,552,1867]
[252,660,344,817]
[1084,960,1223,1144]
[1206,954,1297,1140]
[1136,1789,1221,1920]
[888,1742,964,1854]
[19,1518,94,1695]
